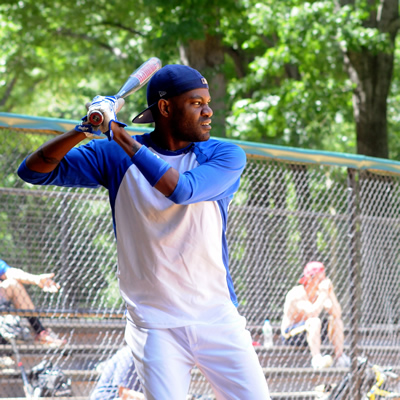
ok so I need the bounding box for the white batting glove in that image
[87,95,127,140]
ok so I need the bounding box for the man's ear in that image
[158,99,170,118]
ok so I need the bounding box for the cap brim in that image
[132,107,154,124]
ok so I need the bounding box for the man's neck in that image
[150,131,192,152]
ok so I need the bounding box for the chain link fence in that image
[0,114,399,399]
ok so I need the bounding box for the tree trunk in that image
[179,34,227,137]
[344,49,393,158]
[339,0,399,159]
[0,75,18,108]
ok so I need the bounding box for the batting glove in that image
[87,95,127,140]
[75,117,103,139]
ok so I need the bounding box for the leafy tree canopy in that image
[1,0,400,157]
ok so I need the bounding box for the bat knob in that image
[88,110,104,126]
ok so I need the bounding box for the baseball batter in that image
[18,65,270,400]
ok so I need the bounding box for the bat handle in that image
[87,96,123,126]
[88,110,104,126]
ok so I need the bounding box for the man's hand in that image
[323,298,333,311]
[87,96,127,139]
[34,273,60,293]
[315,278,332,308]
[318,278,332,294]
[75,118,103,139]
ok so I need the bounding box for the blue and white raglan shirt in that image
[18,133,246,329]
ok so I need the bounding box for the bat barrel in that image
[115,57,162,98]
[86,57,162,127]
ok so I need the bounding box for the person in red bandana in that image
[280,261,350,369]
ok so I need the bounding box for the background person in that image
[0,258,66,347]
[280,261,350,369]
[17,64,270,399]
[90,345,143,400]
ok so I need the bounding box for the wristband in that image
[131,146,171,186]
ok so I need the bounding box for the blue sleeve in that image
[131,146,171,186]
[168,142,246,205]
[0,259,10,278]
[17,141,110,189]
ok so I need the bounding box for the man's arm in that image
[111,122,245,202]
[19,120,178,196]
[326,287,342,319]
[293,286,331,320]
[25,129,87,173]
[110,123,179,196]
[24,95,122,173]
[4,268,60,292]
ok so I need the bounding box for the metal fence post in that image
[347,168,362,400]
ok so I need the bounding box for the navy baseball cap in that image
[132,64,209,124]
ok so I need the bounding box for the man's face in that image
[306,271,326,291]
[167,88,213,143]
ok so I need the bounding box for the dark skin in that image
[25,88,213,197]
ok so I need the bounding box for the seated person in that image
[0,258,66,347]
[280,261,350,369]
[90,345,143,400]
[91,347,196,400]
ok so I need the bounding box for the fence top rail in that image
[2,112,400,176]
[0,112,152,135]
[223,138,400,176]
[0,309,125,319]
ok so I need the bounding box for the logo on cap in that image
[159,91,167,98]
[201,78,207,84]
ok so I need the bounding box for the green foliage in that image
[0,0,399,156]
[388,45,400,159]
[225,0,399,155]
[0,0,154,121]
[227,1,355,150]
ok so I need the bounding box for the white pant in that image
[125,313,270,400]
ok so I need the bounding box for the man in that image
[0,258,66,347]
[90,345,143,400]
[17,65,270,399]
[281,261,350,369]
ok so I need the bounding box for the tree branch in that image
[0,75,18,108]
[55,28,115,52]
[223,46,247,78]
[100,21,145,37]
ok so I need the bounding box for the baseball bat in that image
[87,57,162,126]
[10,338,33,398]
